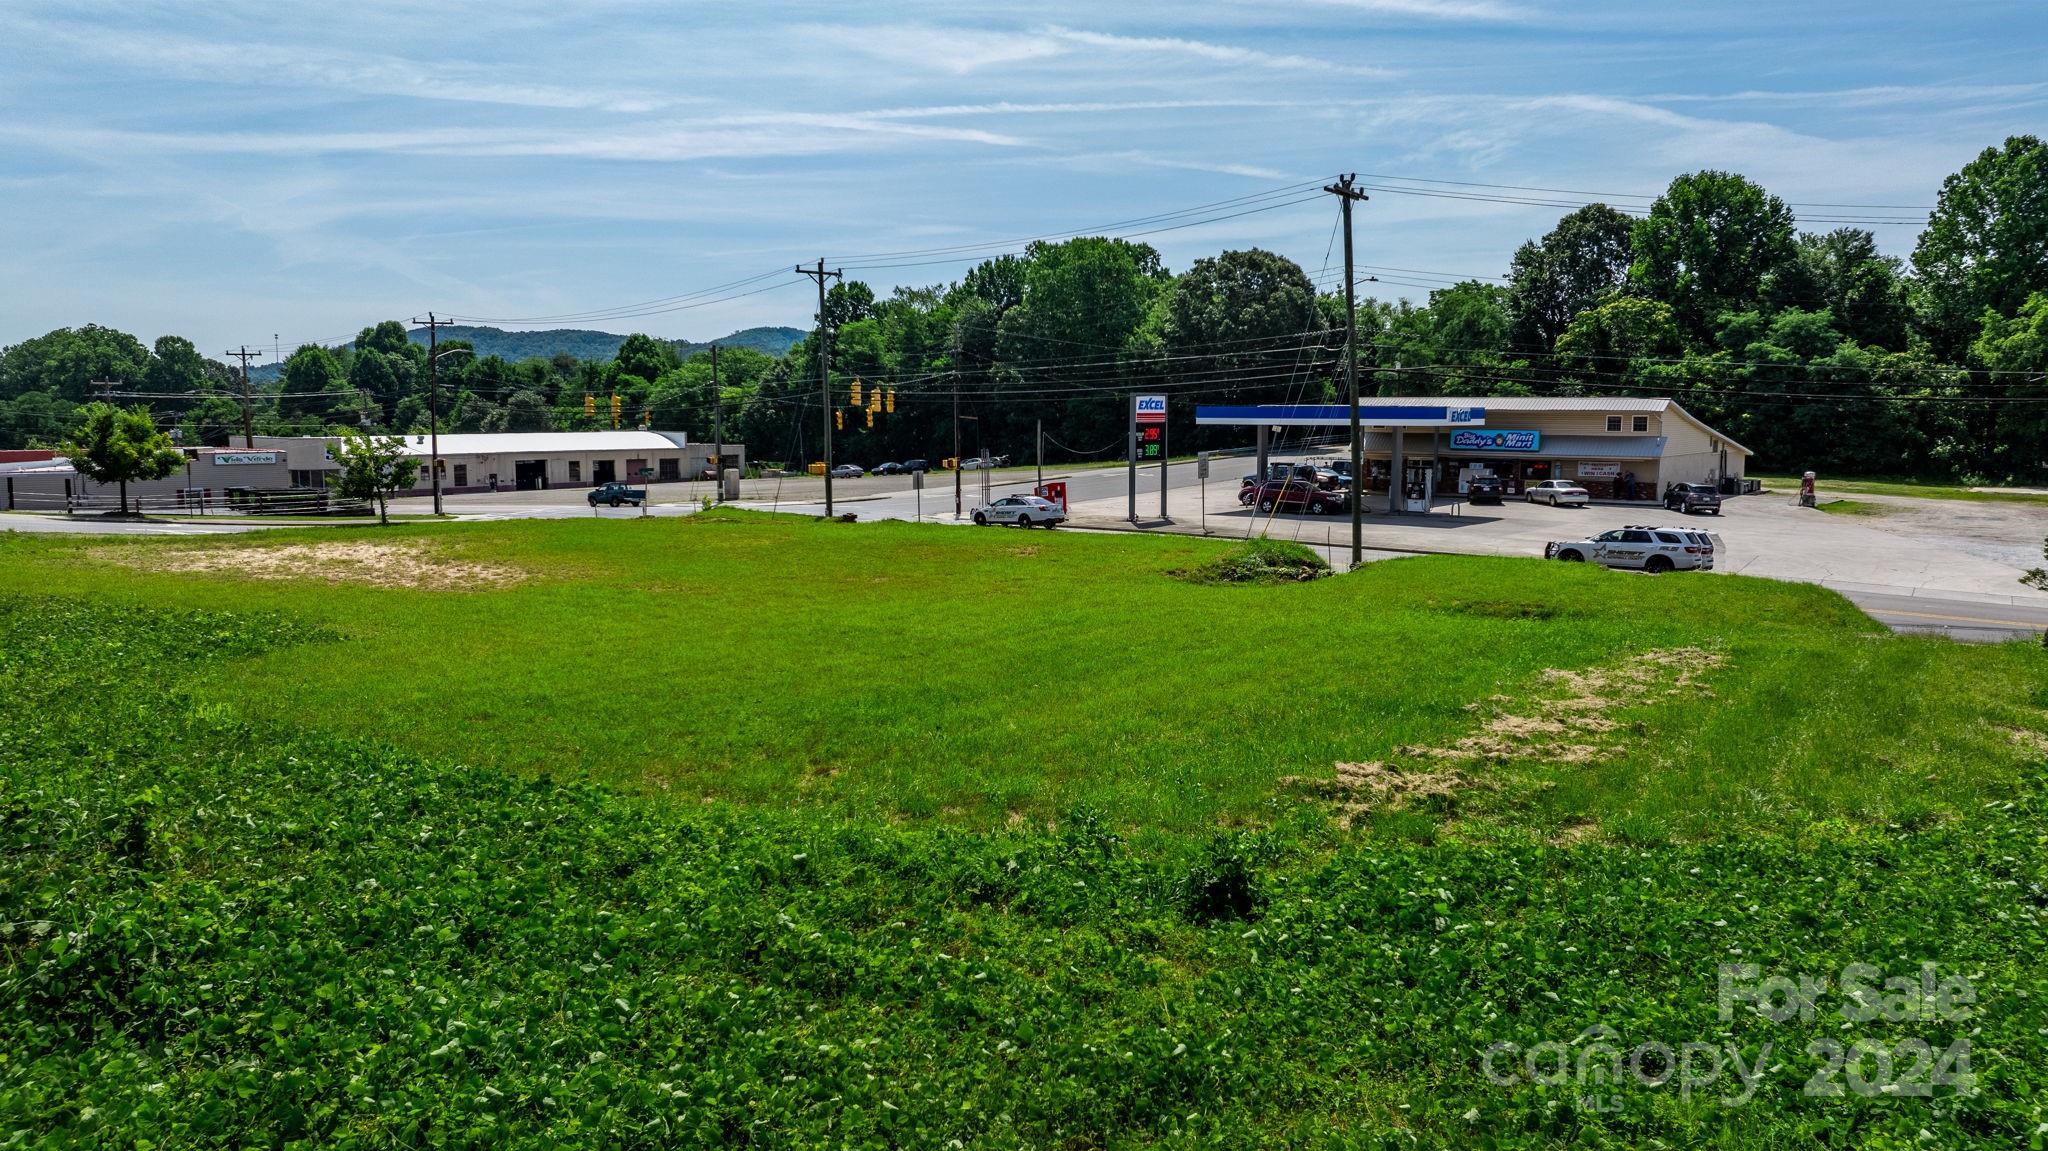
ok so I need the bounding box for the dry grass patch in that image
[1287,647,1727,826]
[100,539,526,590]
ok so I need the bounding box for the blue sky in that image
[2,0,2043,357]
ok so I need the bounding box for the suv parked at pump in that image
[1244,479,1349,515]
[1545,525,1716,572]
[1663,482,1723,515]
[1465,474,1505,505]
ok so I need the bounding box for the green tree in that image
[821,281,878,331]
[1972,291,2048,479]
[0,325,151,402]
[279,345,345,421]
[1505,204,1635,352]
[1554,296,1683,391]
[61,402,184,514]
[610,333,678,391]
[1631,171,1797,346]
[143,336,212,408]
[354,320,414,358]
[347,350,404,424]
[1913,135,2048,358]
[328,429,420,525]
[1769,229,1913,351]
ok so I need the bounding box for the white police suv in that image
[1544,525,1716,572]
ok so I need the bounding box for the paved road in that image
[9,457,2043,642]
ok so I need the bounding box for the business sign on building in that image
[1449,429,1541,453]
[1134,394,1167,424]
[211,452,279,466]
[1577,462,1620,478]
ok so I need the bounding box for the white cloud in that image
[797,24,1064,75]
[1044,26,1393,77]
[1299,0,1529,22]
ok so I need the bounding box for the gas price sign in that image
[1138,424,1164,460]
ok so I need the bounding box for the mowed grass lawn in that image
[3,509,2040,841]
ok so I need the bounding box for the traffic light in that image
[610,393,621,428]
[885,388,895,414]
[834,410,844,431]
[850,379,863,407]
[864,408,874,428]
[583,393,595,417]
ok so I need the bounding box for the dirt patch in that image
[1288,646,1727,827]
[101,540,525,590]
[2005,726,2048,758]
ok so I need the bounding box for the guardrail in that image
[7,487,371,517]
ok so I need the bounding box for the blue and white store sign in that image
[1449,429,1541,453]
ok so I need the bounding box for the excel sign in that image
[1134,394,1167,424]
[1449,429,1541,453]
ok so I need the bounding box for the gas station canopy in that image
[1194,403,1487,427]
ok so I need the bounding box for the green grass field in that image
[0,511,2039,841]
[1752,473,2048,506]
[5,513,2047,1146]
[1815,498,1885,516]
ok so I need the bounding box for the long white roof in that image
[382,431,690,457]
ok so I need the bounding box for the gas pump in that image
[1401,463,1433,513]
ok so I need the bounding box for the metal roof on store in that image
[387,431,690,457]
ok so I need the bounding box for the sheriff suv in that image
[1544,525,1716,573]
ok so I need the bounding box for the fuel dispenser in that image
[1401,462,1434,514]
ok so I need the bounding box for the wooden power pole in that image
[797,260,843,516]
[1324,174,1370,568]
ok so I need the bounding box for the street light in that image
[426,346,472,515]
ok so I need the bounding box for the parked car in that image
[970,494,1065,527]
[829,463,865,479]
[1465,475,1505,505]
[1544,525,1715,572]
[958,455,1010,470]
[1246,479,1349,515]
[902,459,931,473]
[1526,479,1590,507]
[587,481,646,507]
[871,462,905,476]
[1663,482,1723,515]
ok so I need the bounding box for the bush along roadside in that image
[3,595,2047,1148]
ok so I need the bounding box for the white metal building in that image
[254,431,744,495]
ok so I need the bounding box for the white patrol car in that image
[1544,525,1716,572]
[970,494,1065,528]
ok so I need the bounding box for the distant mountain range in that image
[406,324,807,363]
[247,325,804,381]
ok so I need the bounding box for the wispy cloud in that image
[1299,0,1530,22]
[1044,26,1393,77]
[14,19,683,112]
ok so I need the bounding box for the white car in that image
[1527,479,1590,507]
[829,463,865,479]
[958,455,1009,471]
[1545,525,1716,572]
[971,495,1064,528]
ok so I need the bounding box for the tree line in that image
[3,135,2041,479]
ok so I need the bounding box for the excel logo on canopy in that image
[1134,395,1167,424]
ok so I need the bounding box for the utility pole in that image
[1036,418,1043,490]
[953,387,963,519]
[1325,173,1370,568]
[797,260,842,516]
[224,346,259,447]
[710,344,724,502]
[411,312,447,515]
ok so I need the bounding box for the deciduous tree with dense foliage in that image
[1631,171,1797,346]
[1913,134,2048,359]
[61,402,184,514]
[329,428,420,525]
[1506,203,1635,352]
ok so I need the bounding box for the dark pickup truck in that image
[587,481,647,507]
[1663,482,1723,515]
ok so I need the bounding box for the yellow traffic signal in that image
[610,393,621,428]
[864,408,874,428]
[583,393,595,417]
[850,379,863,407]
[834,410,844,431]
[885,388,895,414]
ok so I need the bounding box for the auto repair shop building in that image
[254,431,745,495]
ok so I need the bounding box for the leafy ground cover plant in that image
[4,594,2047,1147]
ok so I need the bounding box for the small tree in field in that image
[329,429,420,525]
[62,403,184,515]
